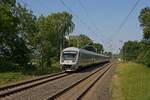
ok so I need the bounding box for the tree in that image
[0,0,16,6]
[14,4,37,46]
[143,49,150,67]
[0,1,37,67]
[139,7,150,40]
[93,43,104,53]
[68,34,105,53]
[121,7,150,66]
[137,7,150,66]
[104,51,112,57]
[122,41,140,61]
[78,34,93,48]
[36,12,74,67]
[69,34,93,48]
[68,35,79,47]
[0,2,19,66]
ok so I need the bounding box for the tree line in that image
[0,0,107,73]
[68,34,104,53]
[121,7,150,67]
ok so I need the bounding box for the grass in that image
[0,72,35,86]
[111,62,150,100]
[0,62,61,86]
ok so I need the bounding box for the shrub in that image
[143,49,150,67]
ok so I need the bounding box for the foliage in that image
[35,12,74,67]
[68,34,105,53]
[104,51,112,57]
[69,34,93,48]
[121,7,150,66]
[14,4,38,47]
[142,49,150,67]
[82,45,97,52]
[121,40,150,67]
[0,0,108,76]
[0,0,75,74]
[0,0,16,7]
[143,26,150,40]
[122,41,140,61]
[137,7,150,66]
[0,1,33,67]
[68,35,78,47]
[77,34,93,48]
[92,43,104,53]
[139,7,150,40]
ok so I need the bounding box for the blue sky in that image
[17,0,150,53]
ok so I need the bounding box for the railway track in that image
[0,62,113,100]
[0,72,71,98]
[48,62,113,100]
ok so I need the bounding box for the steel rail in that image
[48,62,112,100]
[0,72,71,98]
[76,63,114,100]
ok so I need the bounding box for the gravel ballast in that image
[2,64,105,100]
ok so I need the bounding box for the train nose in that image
[61,64,77,72]
[63,60,73,64]
[64,65,72,69]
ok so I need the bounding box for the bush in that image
[137,48,150,67]
[143,49,150,67]
[136,51,145,64]
[0,57,19,72]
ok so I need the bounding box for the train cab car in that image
[60,47,79,71]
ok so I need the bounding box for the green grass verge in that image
[0,62,61,86]
[111,62,150,100]
[0,72,35,86]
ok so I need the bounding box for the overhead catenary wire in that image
[78,0,106,39]
[108,0,140,53]
[77,0,113,52]
[110,0,140,39]
[59,0,104,44]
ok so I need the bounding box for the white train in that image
[60,47,109,71]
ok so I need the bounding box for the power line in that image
[60,0,95,33]
[60,0,104,44]
[108,0,140,53]
[110,0,140,39]
[77,0,112,51]
[78,0,107,43]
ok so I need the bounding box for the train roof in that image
[62,47,109,58]
[63,47,80,52]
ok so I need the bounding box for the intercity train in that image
[60,47,109,72]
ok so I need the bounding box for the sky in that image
[17,0,150,53]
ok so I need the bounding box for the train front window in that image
[62,52,77,61]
